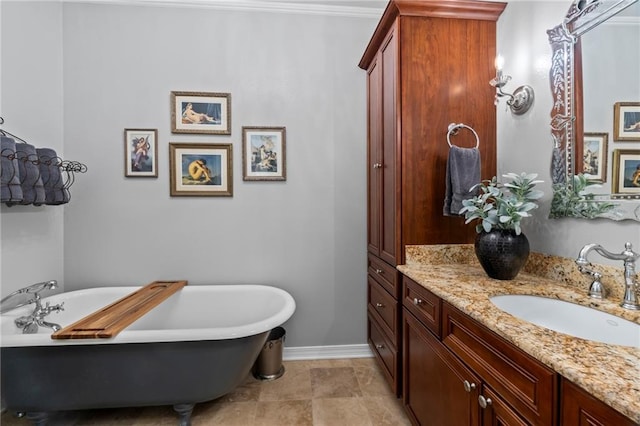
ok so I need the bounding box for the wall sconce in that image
[489,55,535,115]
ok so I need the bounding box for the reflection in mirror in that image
[547,0,640,221]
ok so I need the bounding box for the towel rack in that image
[1,117,88,207]
[446,123,479,149]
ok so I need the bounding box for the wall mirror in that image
[547,0,640,221]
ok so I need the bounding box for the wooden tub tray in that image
[51,280,187,339]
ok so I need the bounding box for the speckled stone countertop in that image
[398,245,640,424]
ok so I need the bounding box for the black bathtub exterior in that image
[1,331,268,421]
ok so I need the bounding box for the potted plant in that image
[459,172,544,280]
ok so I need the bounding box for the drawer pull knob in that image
[478,395,492,409]
[375,344,384,349]
[463,381,476,393]
[373,163,383,169]
[413,298,423,305]
[375,303,384,308]
[375,269,383,274]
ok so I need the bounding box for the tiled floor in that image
[1,357,411,426]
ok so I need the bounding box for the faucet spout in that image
[576,242,639,310]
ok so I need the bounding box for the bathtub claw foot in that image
[173,403,194,426]
[25,411,50,426]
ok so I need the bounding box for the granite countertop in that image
[397,245,640,424]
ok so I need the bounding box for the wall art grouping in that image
[124,90,287,194]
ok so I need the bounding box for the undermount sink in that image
[490,295,640,348]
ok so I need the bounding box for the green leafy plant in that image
[549,173,616,219]
[459,173,544,235]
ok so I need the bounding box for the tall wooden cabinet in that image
[360,0,506,395]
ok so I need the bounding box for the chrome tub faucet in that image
[576,242,640,310]
[0,280,64,333]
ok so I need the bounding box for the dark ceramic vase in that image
[474,230,530,280]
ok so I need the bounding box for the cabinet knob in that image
[413,298,423,305]
[375,269,383,274]
[375,303,384,308]
[463,380,476,393]
[478,395,492,409]
[373,163,383,169]
[375,344,384,349]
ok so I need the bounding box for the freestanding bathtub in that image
[0,284,296,426]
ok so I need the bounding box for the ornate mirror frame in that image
[547,0,640,221]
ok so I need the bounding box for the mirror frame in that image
[547,0,640,221]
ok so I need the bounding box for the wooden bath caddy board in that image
[51,280,187,340]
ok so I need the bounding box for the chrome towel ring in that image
[447,123,479,149]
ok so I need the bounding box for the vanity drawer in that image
[368,254,399,298]
[368,312,400,396]
[442,302,557,426]
[402,276,441,339]
[368,277,399,346]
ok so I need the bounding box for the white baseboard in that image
[283,344,373,361]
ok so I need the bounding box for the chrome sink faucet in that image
[576,242,640,310]
[0,280,64,333]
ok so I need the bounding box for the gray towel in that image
[16,143,46,205]
[443,145,481,216]
[37,148,67,205]
[1,136,24,203]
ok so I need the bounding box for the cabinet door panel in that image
[480,386,531,426]
[403,309,479,426]
[561,378,637,426]
[367,55,382,257]
[379,26,399,266]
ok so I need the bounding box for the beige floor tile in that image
[258,364,312,401]
[191,401,257,426]
[310,367,363,399]
[216,373,263,402]
[254,400,313,426]
[128,406,179,426]
[361,396,412,426]
[298,358,354,369]
[353,359,394,397]
[312,397,373,426]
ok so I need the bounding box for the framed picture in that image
[242,126,286,181]
[170,91,231,135]
[582,132,608,182]
[169,143,233,197]
[125,128,158,177]
[613,102,640,141]
[611,149,640,197]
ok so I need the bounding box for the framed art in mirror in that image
[614,102,640,141]
[612,149,640,197]
[583,132,608,182]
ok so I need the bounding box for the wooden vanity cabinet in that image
[361,0,505,397]
[560,378,638,426]
[402,276,558,425]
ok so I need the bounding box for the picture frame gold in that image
[613,102,640,141]
[611,149,640,198]
[582,132,608,183]
[170,91,231,135]
[169,143,233,197]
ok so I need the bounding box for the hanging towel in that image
[443,145,481,216]
[1,136,24,203]
[36,147,66,205]
[16,143,46,205]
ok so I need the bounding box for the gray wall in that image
[2,0,639,349]
[1,1,65,292]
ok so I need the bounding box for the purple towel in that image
[1,136,24,203]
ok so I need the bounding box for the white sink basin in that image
[490,295,640,348]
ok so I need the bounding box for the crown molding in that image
[62,0,386,18]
